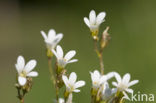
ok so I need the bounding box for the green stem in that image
[94,40,104,74]
[48,57,59,102]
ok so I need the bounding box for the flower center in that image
[118,83,128,91]
[20,70,27,77]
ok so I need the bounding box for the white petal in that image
[52,49,59,59]
[89,10,96,24]
[128,80,139,87]
[75,81,85,88]
[112,82,118,87]
[48,29,56,41]
[90,70,100,83]
[16,56,25,73]
[106,72,115,80]
[93,70,101,81]
[100,75,107,84]
[18,76,27,86]
[53,33,63,44]
[24,60,37,73]
[56,45,64,58]
[27,71,38,77]
[96,12,106,25]
[67,59,78,64]
[122,73,130,84]
[114,72,121,83]
[41,31,47,40]
[84,17,90,27]
[126,88,133,94]
[73,89,80,93]
[64,50,76,61]
[59,98,64,103]
[62,75,69,87]
[69,72,77,84]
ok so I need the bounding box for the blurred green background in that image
[0,0,156,103]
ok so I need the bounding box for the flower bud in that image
[100,27,111,49]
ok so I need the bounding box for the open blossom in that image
[52,45,78,68]
[41,29,63,50]
[112,72,139,94]
[90,70,114,89]
[62,72,85,93]
[101,82,117,101]
[15,56,38,86]
[84,10,106,34]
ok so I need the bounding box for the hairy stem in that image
[94,40,104,74]
[17,88,24,103]
[48,57,59,102]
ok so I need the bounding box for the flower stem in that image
[48,57,59,103]
[17,88,24,103]
[94,40,104,74]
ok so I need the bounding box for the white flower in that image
[15,56,38,86]
[84,10,106,32]
[90,70,114,89]
[58,98,64,103]
[41,29,63,50]
[62,72,85,93]
[52,45,78,68]
[101,82,117,101]
[112,72,139,94]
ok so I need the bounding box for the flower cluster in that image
[14,9,139,103]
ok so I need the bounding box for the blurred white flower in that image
[15,56,38,86]
[41,29,63,50]
[58,98,64,103]
[52,45,78,68]
[101,82,117,101]
[84,10,106,33]
[112,72,139,94]
[90,70,114,89]
[62,72,85,93]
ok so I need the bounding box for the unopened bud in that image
[100,27,111,49]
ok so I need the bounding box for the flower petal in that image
[18,76,27,86]
[56,45,64,58]
[89,10,96,24]
[67,59,78,64]
[84,17,90,27]
[48,29,56,41]
[126,88,133,94]
[106,72,115,80]
[114,72,121,83]
[73,89,80,93]
[75,81,85,88]
[27,71,38,77]
[52,49,59,59]
[41,31,47,40]
[91,70,100,82]
[122,73,130,84]
[128,80,139,87]
[53,33,63,44]
[64,50,76,61]
[15,56,25,73]
[62,75,69,87]
[112,82,118,87]
[69,72,77,84]
[96,12,106,25]
[24,60,37,73]
[100,75,107,84]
